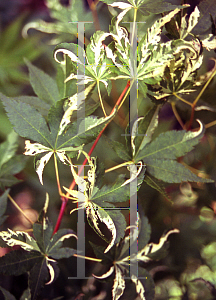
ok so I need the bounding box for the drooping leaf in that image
[132,105,160,157]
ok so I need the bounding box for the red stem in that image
[52,80,130,234]
[186,104,195,131]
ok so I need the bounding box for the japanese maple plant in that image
[0,0,215,299]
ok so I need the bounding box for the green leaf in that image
[47,228,77,257]
[91,166,146,204]
[133,121,213,183]
[28,258,49,300]
[0,92,50,145]
[0,189,9,226]
[0,131,18,168]
[146,159,213,183]
[105,138,131,161]
[0,195,77,300]
[0,131,27,189]
[133,105,160,158]
[138,0,185,15]
[0,15,42,96]
[25,59,60,104]
[0,249,42,276]
[0,92,115,183]
[49,247,76,260]
[14,96,50,117]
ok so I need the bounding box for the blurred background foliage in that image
[0,0,216,299]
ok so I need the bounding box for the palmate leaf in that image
[106,8,182,96]
[91,214,179,300]
[109,107,212,189]
[134,120,213,183]
[0,195,77,299]
[54,33,112,99]
[0,93,115,184]
[66,154,145,253]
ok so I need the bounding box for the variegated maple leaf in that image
[64,151,145,253]
[92,216,179,300]
[0,194,77,299]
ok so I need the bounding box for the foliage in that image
[0,0,215,299]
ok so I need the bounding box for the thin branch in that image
[193,67,216,107]
[173,92,193,107]
[171,102,185,129]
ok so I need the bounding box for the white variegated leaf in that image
[59,83,96,135]
[93,265,115,279]
[70,162,88,194]
[202,34,216,51]
[110,2,132,10]
[137,229,179,262]
[141,8,181,58]
[45,258,56,285]
[54,48,83,65]
[35,151,53,185]
[180,6,200,39]
[24,140,51,156]
[131,118,143,157]
[0,229,40,252]
[113,265,125,300]
[63,186,83,202]
[86,203,117,253]
[56,151,70,163]
[137,106,159,152]
[121,161,143,187]
[131,275,146,300]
